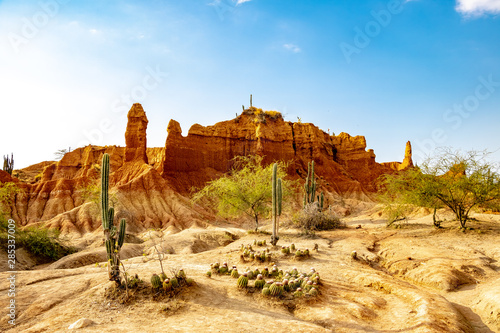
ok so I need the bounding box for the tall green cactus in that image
[271,163,282,246]
[101,153,126,286]
[304,160,324,211]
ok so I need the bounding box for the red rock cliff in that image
[4,105,411,234]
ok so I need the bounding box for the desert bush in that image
[19,225,74,261]
[380,148,500,229]
[291,203,344,232]
[0,215,74,261]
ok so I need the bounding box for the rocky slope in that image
[4,104,412,234]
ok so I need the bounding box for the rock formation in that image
[3,105,412,234]
[125,103,148,163]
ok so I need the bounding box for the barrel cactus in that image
[294,288,304,298]
[254,275,265,289]
[231,268,239,279]
[170,277,179,289]
[262,287,271,296]
[151,274,162,290]
[162,278,172,292]
[269,283,282,297]
[237,274,249,288]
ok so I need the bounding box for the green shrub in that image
[19,225,74,261]
[0,214,74,261]
[291,203,344,232]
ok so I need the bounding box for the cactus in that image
[178,269,186,279]
[163,278,172,292]
[290,243,296,252]
[101,153,126,286]
[151,274,162,290]
[254,275,265,289]
[231,268,239,279]
[206,270,212,278]
[308,287,319,297]
[237,274,249,288]
[269,283,282,297]
[270,163,282,246]
[262,287,270,296]
[3,153,14,175]
[294,288,304,298]
[304,160,325,211]
[159,272,168,282]
[170,277,179,289]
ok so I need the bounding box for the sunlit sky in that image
[1,0,500,169]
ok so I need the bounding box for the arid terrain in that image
[1,105,499,332]
[1,207,499,333]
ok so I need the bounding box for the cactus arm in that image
[277,178,282,216]
[118,218,126,248]
[101,154,110,230]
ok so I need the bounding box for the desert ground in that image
[1,207,499,333]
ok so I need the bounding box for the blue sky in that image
[1,0,499,169]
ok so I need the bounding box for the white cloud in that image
[456,0,500,16]
[236,0,251,5]
[283,43,301,53]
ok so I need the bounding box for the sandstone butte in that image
[3,103,413,235]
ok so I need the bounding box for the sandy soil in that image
[1,212,499,332]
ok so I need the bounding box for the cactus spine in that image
[101,153,126,286]
[270,163,282,246]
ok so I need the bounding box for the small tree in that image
[192,155,290,231]
[381,149,500,229]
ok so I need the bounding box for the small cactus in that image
[254,275,265,289]
[294,288,304,298]
[151,274,162,290]
[159,272,168,282]
[231,268,239,279]
[178,269,186,279]
[170,277,179,289]
[269,283,282,297]
[351,251,357,260]
[206,271,212,278]
[290,243,296,251]
[262,287,271,296]
[262,267,269,278]
[237,274,249,288]
[162,278,172,292]
[309,287,319,297]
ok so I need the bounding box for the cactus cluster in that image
[150,268,193,296]
[101,153,127,286]
[208,261,321,298]
[253,239,267,246]
[240,243,273,263]
[258,265,321,298]
[3,153,14,175]
[294,248,311,260]
[304,161,324,211]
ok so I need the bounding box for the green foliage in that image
[0,215,73,261]
[0,182,22,213]
[380,148,500,229]
[19,225,73,261]
[292,203,344,232]
[192,155,292,231]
